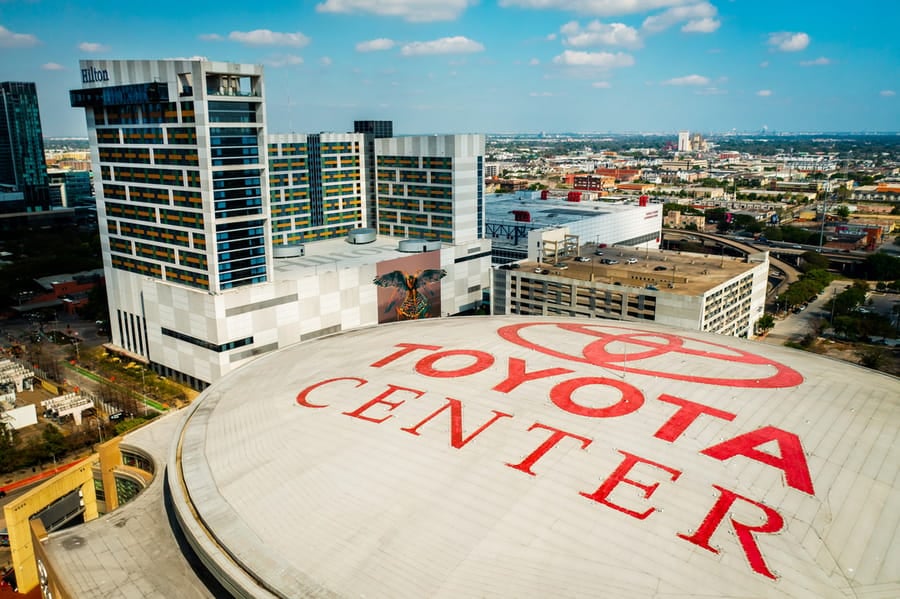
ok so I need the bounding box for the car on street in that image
[553,263,569,270]
[575,256,591,262]
[626,258,638,264]
[653,265,667,271]
[594,250,604,256]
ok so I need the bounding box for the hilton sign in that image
[81,66,109,84]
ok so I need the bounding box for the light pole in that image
[92,416,103,445]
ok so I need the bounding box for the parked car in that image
[626,258,638,264]
[653,265,667,271]
[575,256,591,262]
[553,263,569,270]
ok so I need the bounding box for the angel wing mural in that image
[373,265,447,322]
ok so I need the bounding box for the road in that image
[760,279,850,346]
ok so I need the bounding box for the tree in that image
[857,347,889,370]
[42,423,66,463]
[834,204,850,219]
[862,253,900,281]
[756,313,775,335]
[800,251,829,273]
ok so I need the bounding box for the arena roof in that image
[485,192,645,228]
[169,316,899,598]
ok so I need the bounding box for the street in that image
[760,279,850,346]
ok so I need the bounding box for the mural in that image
[374,251,446,323]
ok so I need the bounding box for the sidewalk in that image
[0,458,85,496]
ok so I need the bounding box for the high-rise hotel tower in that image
[71,60,270,295]
[71,60,490,389]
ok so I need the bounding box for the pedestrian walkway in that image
[0,460,83,495]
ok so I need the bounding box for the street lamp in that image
[91,416,104,445]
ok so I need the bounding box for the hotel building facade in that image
[70,59,489,389]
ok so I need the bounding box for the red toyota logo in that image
[497,322,803,389]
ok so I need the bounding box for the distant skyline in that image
[2,0,898,137]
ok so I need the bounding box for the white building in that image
[678,130,691,152]
[493,248,769,339]
[70,59,490,389]
[486,192,662,265]
[375,134,484,244]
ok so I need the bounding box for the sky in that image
[1,0,898,137]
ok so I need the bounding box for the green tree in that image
[862,253,900,281]
[800,251,829,273]
[0,423,20,473]
[756,313,775,334]
[834,204,850,219]
[857,347,888,370]
[42,423,66,462]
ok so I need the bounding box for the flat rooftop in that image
[486,192,648,227]
[520,244,766,296]
[270,235,440,280]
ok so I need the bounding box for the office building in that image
[354,120,393,229]
[13,316,899,597]
[677,129,691,153]
[0,81,51,212]
[47,169,94,207]
[70,59,490,389]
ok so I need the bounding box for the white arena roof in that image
[169,316,899,598]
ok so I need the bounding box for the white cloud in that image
[78,41,109,53]
[529,58,541,65]
[546,33,557,41]
[264,54,304,67]
[800,56,830,66]
[529,91,555,97]
[552,50,634,68]
[41,62,64,71]
[229,30,310,47]
[401,36,485,56]
[768,31,809,52]
[317,0,474,22]
[320,56,333,66]
[880,90,896,97]
[561,20,642,49]
[0,24,39,47]
[662,74,710,86]
[682,17,720,33]
[757,89,773,97]
[356,38,396,52]
[199,33,223,41]
[759,60,769,68]
[592,81,611,88]
[502,0,695,17]
[642,2,718,34]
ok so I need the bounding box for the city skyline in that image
[1,0,898,137]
